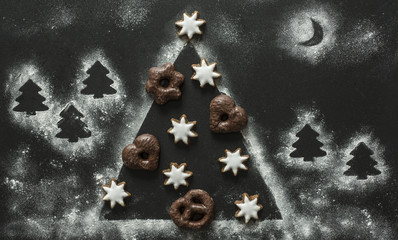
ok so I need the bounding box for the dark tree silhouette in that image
[344,142,381,180]
[13,79,49,115]
[290,124,327,161]
[55,103,91,142]
[101,43,281,221]
[81,61,117,98]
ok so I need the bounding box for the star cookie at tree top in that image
[102,178,131,209]
[175,11,206,40]
[167,114,198,145]
[163,162,193,190]
[191,58,221,88]
[218,148,249,176]
[235,193,263,223]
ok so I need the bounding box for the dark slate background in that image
[101,43,281,221]
[1,0,397,239]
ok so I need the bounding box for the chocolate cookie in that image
[122,134,160,171]
[209,94,248,133]
[145,62,184,105]
[169,189,214,230]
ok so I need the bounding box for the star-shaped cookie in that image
[167,114,198,145]
[218,148,249,176]
[175,11,206,39]
[163,162,193,190]
[235,193,263,223]
[102,178,131,209]
[191,58,222,88]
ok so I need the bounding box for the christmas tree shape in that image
[13,79,49,115]
[344,142,381,180]
[101,43,282,221]
[55,103,91,142]
[81,61,117,98]
[290,124,327,162]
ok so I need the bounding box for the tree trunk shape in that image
[27,111,37,116]
[303,156,314,162]
[94,93,104,99]
[101,43,282,221]
[68,136,79,143]
[357,174,368,180]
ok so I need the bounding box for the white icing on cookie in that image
[102,179,131,209]
[235,193,263,224]
[191,58,221,87]
[175,11,206,40]
[163,163,193,190]
[218,148,249,176]
[167,114,198,145]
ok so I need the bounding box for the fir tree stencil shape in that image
[101,43,281,221]
[344,142,381,180]
[81,61,117,98]
[13,79,49,115]
[55,103,91,142]
[290,124,327,161]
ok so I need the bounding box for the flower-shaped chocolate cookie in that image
[145,63,184,105]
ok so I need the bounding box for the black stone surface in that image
[1,0,398,238]
[102,43,281,220]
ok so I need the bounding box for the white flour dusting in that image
[331,19,385,66]
[115,0,154,30]
[278,106,336,170]
[210,13,241,45]
[4,47,395,240]
[6,144,32,180]
[47,5,76,30]
[273,105,393,239]
[332,128,389,191]
[3,5,395,239]
[277,3,341,64]
[75,48,127,120]
[6,49,127,157]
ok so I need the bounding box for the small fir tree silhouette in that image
[290,124,327,161]
[55,103,91,142]
[81,61,117,98]
[13,79,49,115]
[344,142,381,180]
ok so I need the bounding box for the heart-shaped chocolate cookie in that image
[209,94,248,133]
[122,134,160,171]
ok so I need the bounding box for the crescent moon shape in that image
[300,18,324,46]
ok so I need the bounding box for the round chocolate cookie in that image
[209,94,248,133]
[169,189,214,230]
[145,62,184,105]
[122,134,160,171]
